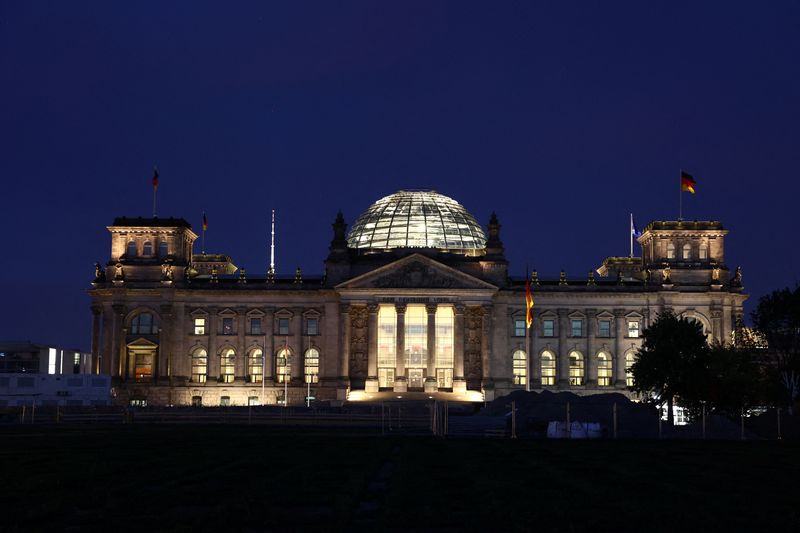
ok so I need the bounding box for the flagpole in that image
[262,332,267,405]
[152,187,157,218]
[678,169,683,221]
[525,265,531,393]
[629,213,633,258]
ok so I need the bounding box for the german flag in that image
[202,212,208,231]
[525,276,534,328]
[152,168,159,190]
[681,171,696,194]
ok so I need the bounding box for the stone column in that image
[171,302,185,384]
[157,304,173,384]
[208,309,219,381]
[365,303,379,392]
[481,304,494,397]
[101,305,114,376]
[557,308,569,388]
[424,303,438,392]
[394,303,407,393]
[339,304,350,386]
[614,309,627,387]
[711,308,723,343]
[453,304,466,393]
[585,308,597,388]
[292,308,304,382]
[91,306,101,374]
[264,308,275,382]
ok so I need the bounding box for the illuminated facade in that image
[88,191,748,406]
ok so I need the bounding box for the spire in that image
[485,211,504,256]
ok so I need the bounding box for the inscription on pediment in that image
[373,261,466,289]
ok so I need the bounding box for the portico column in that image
[157,304,173,384]
[453,304,466,394]
[481,304,494,395]
[425,303,437,392]
[557,308,569,388]
[112,304,125,378]
[208,309,219,381]
[585,309,597,388]
[365,303,379,392]
[339,304,350,386]
[394,303,407,392]
[614,309,627,388]
[91,306,101,374]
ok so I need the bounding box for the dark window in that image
[222,317,234,335]
[278,318,290,335]
[143,241,153,256]
[514,319,526,337]
[598,319,612,337]
[306,318,319,336]
[250,318,262,335]
[191,396,202,407]
[131,313,154,335]
[542,319,555,337]
[220,396,231,407]
[126,241,137,257]
[158,240,168,257]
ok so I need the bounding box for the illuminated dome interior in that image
[346,190,487,253]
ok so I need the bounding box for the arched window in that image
[276,347,291,384]
[698,244,708,260]
[158,240,168,258]
[220,348,235,383]
[131,313,154,335]
[569,351,584,386]
[541,350,556,386]
[143,241,153,256]
[248,348,263,383]
[191,348,207,383]
[682,243,691,260]
[304,348,320,384]
[126,241,137,257]
[625,351,636,386]
[512,350,527,386]
[597,352,612,387]
[666,243,675,259]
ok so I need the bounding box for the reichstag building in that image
[88,190,747,406]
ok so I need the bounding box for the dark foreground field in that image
[1,425,799,532]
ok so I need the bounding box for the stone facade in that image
[88,196,748,406]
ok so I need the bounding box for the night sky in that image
[2,2,799,350]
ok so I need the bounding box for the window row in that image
[665,242,709,261]
[511,350,636,387]
[513,318,640,338]
[192,317,319,336]
[126,239,170,258]
[190,347,320,384]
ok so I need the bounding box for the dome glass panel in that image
[347,190,487,253]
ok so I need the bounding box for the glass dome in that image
[347,190,487,253]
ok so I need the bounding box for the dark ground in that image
[1,425,798,532]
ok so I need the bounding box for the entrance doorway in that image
[408,368,424,389]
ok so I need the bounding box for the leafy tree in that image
[704,341,766,419]
[751,286,800,414]
[630,310,709,425]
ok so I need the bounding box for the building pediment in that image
[336,254,497,291]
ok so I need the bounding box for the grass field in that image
[1,425,798,531]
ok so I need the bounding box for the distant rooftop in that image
[111,217,192,228]
[643,220,724,231]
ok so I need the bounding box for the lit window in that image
[126,241,137,257]
[278,318,290,335]
[514,320,526,337]
[248,349,263,383]
[628,321,640,338]
[304,348,319,384]
[276,347,291,383]
[134,351,153,382]
[435,306,454,388]
[220,349,235,383]
[542,319,555,337]
[571,319,583,337]
[48,348,57,375]
[682,244,691,260]
[143,241,153,256]
[220,396,231,407]
[666,243,675,259]
[598,319,611,337]
[540,351,556,386]
[158,240,168,258]
[130,398,147,407]
[699,244,708,260]
[597,352,612,387]
[377,305,396,387]
[73,353,81,374]
[131,313,154,335]
[250,318,262,335]
[248,396,260,406]
[306,318,319,336]
[194,318,206,335]
[625,351,636,386]
[404,305,427,369]
[191,349,207,383]
[569,351,584,386]
[512,350,527,386]
[222,317,234,335]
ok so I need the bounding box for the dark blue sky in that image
[2,1,799,350]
